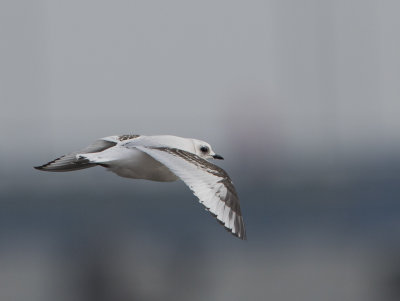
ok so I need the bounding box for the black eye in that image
[200,146,209,153]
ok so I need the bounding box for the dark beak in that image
[213,154,224,160]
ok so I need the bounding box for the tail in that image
[34,153,96,172]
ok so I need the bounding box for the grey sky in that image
[1,3,400,300]
[1,0,400,172]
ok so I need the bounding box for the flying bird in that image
[35,135,246,239]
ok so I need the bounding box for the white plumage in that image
[35,134,246,239]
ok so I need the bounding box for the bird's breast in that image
[105,149,178,182]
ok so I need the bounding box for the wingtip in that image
[212,211,247,240]
[225,223,246,240]
[34,165,44,170]
[240,226,247,240]
[234,229,247,240]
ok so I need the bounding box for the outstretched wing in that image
[135,146,246,240]
[34,138,118,172]
[34,134,141,172]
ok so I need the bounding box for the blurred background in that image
[1,0,400,300]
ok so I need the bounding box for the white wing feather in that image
[135,146,246,239]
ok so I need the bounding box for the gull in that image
[35,134,246,239]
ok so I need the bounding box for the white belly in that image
[108,152,178,182]
[85,147,178,182]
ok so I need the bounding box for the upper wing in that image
[135,146,246,240]
[34,134,141,172]
[34,138,118,171]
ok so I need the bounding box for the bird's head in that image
[192,139,224,160]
